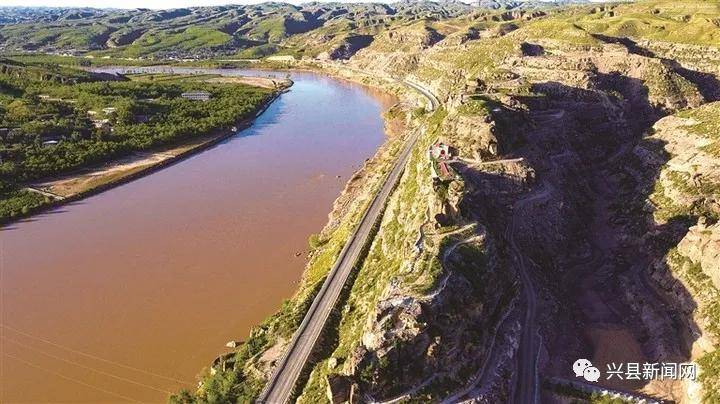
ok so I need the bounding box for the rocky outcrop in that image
[349,25,443,77]
[494,10,546,22]
[442,113,498,161]
[325,374,355,404]
[640,40,720,77]
[106,28,146,47]
[634,102,720,223]
[343,224,513,401]
[317,35,373,60]
[630,101,720,402]
[678,219,720,290]
[384,25,444,50]
[509,43,706,113]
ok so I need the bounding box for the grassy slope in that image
[0,2,473,59]
[353,2,720,401]
[121,28,231,57]
[575,0,720,46]
[677,102,720,157]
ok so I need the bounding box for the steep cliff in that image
[634,102,720,402]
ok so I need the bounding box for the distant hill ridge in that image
[0,1,592,58]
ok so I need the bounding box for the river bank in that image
[2,78,290,228]
[3,69,396,403]
[176,64,433,402]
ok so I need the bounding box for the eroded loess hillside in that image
[324,1,720,402]
[0,2,474,59]
[174,1,720,403]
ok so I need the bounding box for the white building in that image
[181,91,212,101]
[266,55,296,62]
[429,142,451,160]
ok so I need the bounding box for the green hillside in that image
[0,2,475,59]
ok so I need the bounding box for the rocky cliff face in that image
[333,3,720,402]
[316,35,374,60]
[344,223,511,401]
[636,103,720,224]
[292,103,520,402]
[679,221,720,291]
[631,101,720,402]
[442,113,499,160]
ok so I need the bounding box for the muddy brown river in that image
[0,69,394,403]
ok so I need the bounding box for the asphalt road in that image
[257,79,438,404]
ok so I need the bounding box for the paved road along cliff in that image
[258,79,439,403]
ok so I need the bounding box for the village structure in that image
[10,90,212,151]
[181,91,212,101]
[428,141,458,181]
[87,107,116,134]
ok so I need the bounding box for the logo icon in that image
[573,359,592,377]
[583,366,601,382]
[573,359,600,382]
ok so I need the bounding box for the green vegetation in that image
[574,1,720,46]
[545,381,635,403]
[0,2,472,59]
[122,28,231,58]
[641,61,699,102]
[648,180,688,223]
[308,233,327,250]
[516,19,602,47]
[663,170,720,222]
[0,59,272,223]
[418,35,520,91]
[234,44,280,59]
[0,23,114,50]
[0,189,47,220]
[457,96,494,117]
[698,349,720,403]
[647,103,720,224]
[248,17,293,43]
[4,53,258,68]
[2,54,167,67]
[646,102,720,401]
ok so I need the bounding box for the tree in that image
[114,99,137,125]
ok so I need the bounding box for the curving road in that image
[257,79,439,404]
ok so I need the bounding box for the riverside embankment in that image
[258,73,438,404]
[1,69,396,403]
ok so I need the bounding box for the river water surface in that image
[1,69,394,403]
